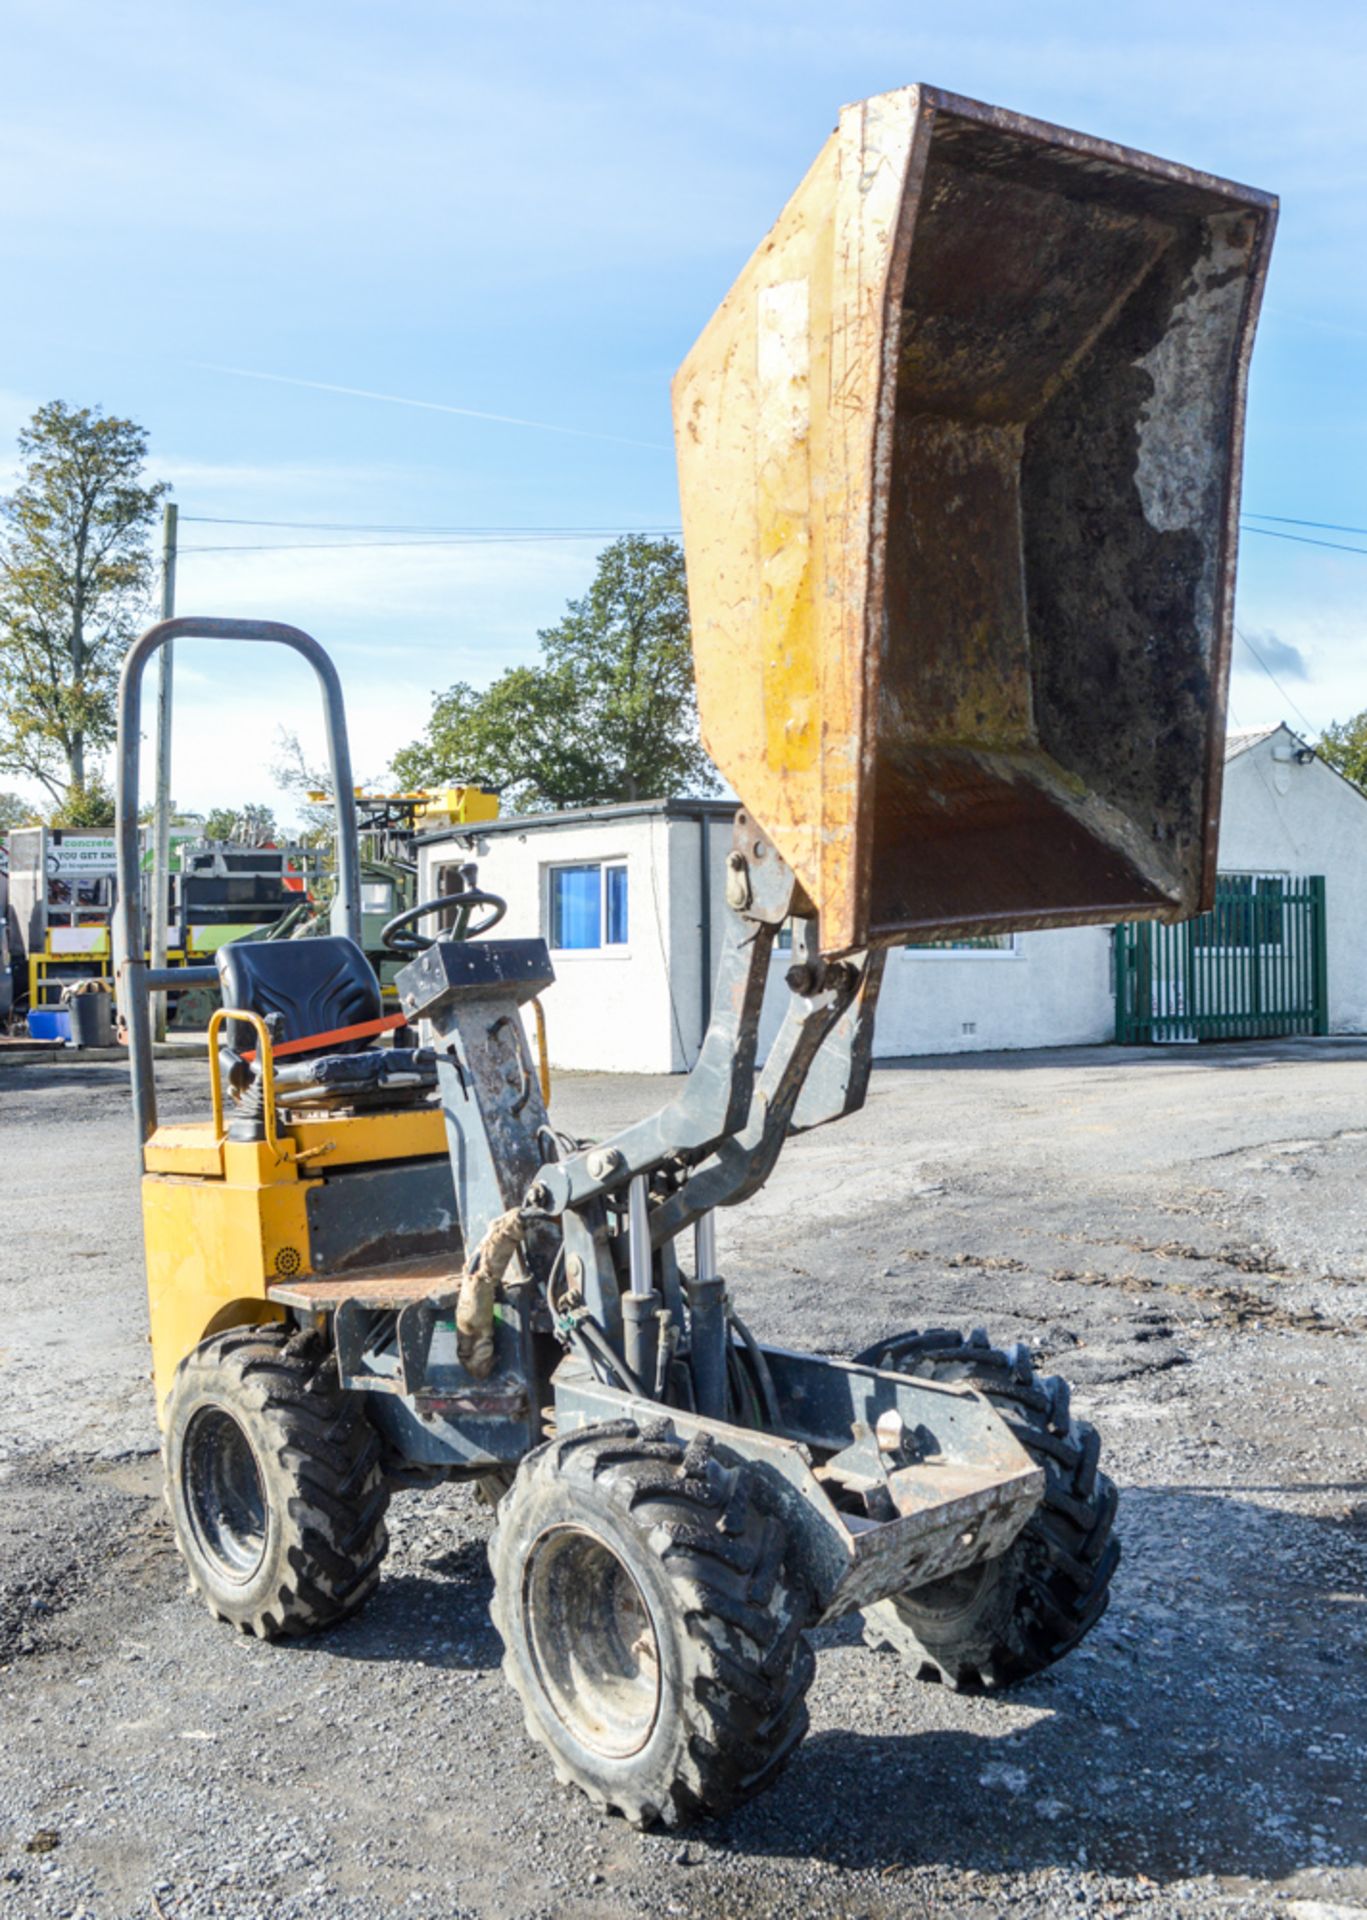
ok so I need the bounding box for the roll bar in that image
[114,617,362,1143]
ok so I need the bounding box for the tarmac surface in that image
[1,1038,1365,1920]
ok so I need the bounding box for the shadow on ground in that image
[296,1478,1367,1882]
[874,1036,1367,1076]
[0,1064,132,1095]
[318,1537,504,1674]
[714,1483,1366,1885]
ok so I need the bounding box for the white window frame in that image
[544,857,631,960]
[771,923,1022,960]
[898,933,1021,960]
[360,877,397,916]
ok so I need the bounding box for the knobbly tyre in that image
[114,85,1274,1825]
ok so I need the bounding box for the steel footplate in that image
[269,1254,462,1400]
[267,1252,462,1314]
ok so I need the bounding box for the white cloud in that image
[1233,546,1367,736]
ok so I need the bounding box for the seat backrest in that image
[216,935,382,1058]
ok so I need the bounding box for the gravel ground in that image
[1,1039,1365,1920]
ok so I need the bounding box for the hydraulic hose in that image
[576,1317,649,1401]
[728,1307,783,1433]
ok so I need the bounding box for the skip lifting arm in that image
[396,810,886,1398]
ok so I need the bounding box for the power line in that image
[179,512,1367,553]
[1244,512,1367,538]
[180,531,683,553]
[1241,526,1367,557]
[182,515,682,532]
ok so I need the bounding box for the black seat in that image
[216,935,382,1059]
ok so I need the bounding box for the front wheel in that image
[856,1327,1119,1690]
[163,1322,390,1638]
[490,1421,814,1826]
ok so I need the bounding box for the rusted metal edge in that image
[906,84,1278,213]
[1201,195,1278,912]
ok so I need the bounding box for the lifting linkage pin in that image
[685,1209,728,1421]
[621,1173,663,1393]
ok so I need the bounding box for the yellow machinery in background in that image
[5,827,118,1028]
[298,784,501,999]
[303,784,501,829]
[412,786,501,831]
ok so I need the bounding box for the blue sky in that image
[2,0,1365,819]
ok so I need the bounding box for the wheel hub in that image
[522,1525,661,1758]
[898,1556,996,1621]
[182,1404,268,1582]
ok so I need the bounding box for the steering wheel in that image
[381,889,507,955]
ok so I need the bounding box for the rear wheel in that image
[163,1322,390,1637]
[490,1420,814,1826]
[856,1327,1119,1690]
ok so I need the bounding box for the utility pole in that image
[150,502,178,1042]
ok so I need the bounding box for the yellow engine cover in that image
[142,1142,304,1419]
[141,1106,449,1421]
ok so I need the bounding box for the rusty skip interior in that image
[864,105,1273,943]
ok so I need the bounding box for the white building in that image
[415,725,1364,1072]
[1220,724,1367,1036]
[418,800,730,1074]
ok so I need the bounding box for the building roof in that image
[1222,720,1367,818]
[1224,724,1285,761]
[414,794,736,846]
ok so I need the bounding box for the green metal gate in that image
[1115,873,1327,1044]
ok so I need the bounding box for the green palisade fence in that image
[1115,874,1327,1045]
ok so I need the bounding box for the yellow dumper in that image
[115,85,1273,1827]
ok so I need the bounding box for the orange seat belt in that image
[239,1011,408,1063]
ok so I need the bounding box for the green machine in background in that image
[164,789,499,1027]
[164,839,321,1029]
[2,825,322,1035]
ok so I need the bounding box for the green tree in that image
[203,807,239,843]
[392,666,605,810]
[1317,713,1367,789]
[392,536,717,811]
[0,402,167,806]
[48,774,117,828]
[203,803,280,844]
[0,790,36,832]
